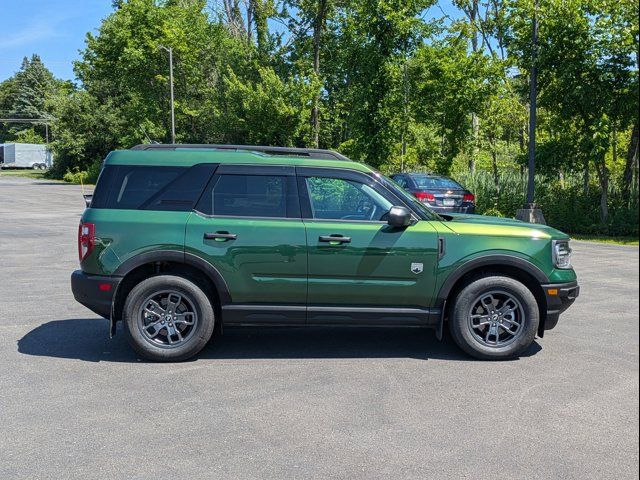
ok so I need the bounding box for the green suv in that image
[71,145,579,361]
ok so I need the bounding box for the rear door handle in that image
[319,235,351,244]
[204,232,237,241]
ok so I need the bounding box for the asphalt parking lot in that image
[0,175,638,479]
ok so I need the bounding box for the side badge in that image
[411,263,423,274]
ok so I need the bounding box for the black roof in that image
[131,144,350,161]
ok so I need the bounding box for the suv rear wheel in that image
[123,275,215,361]
[449,275,539,360]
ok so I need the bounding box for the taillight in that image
[78,222,95,262]
[414,192,435,203]
[463,193,475,203]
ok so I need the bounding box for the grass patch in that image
[571,234,639,246]
[0,169,49,180]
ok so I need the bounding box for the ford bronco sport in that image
[71,145,579,361]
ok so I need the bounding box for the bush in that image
[62,170,89,184]
[60,161,102,185]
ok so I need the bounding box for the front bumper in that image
[541,280,580,331]
[71,270,121,319]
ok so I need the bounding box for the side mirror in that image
[387,206,412,228]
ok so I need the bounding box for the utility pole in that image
[526,1,537,206]
[158,45,176,144]
[516,0,546,224]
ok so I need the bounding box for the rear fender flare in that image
[110,250,231,335]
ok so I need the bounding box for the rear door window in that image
[196,173,298,218]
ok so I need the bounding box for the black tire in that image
[123,275,215,361]
[449,275,539,360]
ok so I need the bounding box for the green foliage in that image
[456,170,639,236]
[216,67,315,145]
[0,0,635,236]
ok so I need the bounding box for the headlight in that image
[553,240,572,269]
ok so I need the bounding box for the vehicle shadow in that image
[17,318,542,363]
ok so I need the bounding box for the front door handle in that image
[319,235,351,244]
[204,232,237,241]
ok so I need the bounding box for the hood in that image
[445,213,523,225]
[441,213,570,239]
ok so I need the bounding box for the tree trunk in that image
[489,137,500,209]
[470,114,478,173]
[593,156,609,224]
[583,158,590,197]
[470,0,479,51]
[491,148,500,207]
[469,0,478,173]
[622,121,639,201]
[600,174,609,224]
[310,0,328,149]
[253,1,269,53]
[246,0,253,45]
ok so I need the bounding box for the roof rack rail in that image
[130,144,351,161]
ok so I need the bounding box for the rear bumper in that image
[71,270,121,319]
[430,204,476,214]
[541,281,580,331]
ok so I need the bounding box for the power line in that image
[0,118,54,123]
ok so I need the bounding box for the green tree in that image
[506,0,639,223]
[2,55,62,143]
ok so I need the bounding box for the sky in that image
[0,0,114,82]
[0,0,461,83]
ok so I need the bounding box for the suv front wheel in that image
[123,275,215,361]
[449,275,539,360]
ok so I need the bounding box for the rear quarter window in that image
[91,164,216,211]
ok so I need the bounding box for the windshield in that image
[374,172,442,221]
[412,175,463,190]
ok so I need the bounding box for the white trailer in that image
[0,143,53,169]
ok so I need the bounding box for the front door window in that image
[305,177,393,222]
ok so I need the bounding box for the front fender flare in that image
[434,254,549,340]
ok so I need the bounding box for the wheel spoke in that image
[498,299,518,316]
[166,293,182,314]
[174,312,195,326]
[166,325,183,345]
[144,307,162,318]
[502,316,519,327]
[499,323,517,336]
[485,326,493,344]
[145,320,165,338]
[471,314,491,328]
[480,294,495,309]
[144,300,164,318]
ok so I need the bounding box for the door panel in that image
[304,220,438,307]
[298,169,439,309]
[185,214,307,305]
[185,165,307,309]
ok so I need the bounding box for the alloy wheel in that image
[137,290,199,348]
[467,290,525,348]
